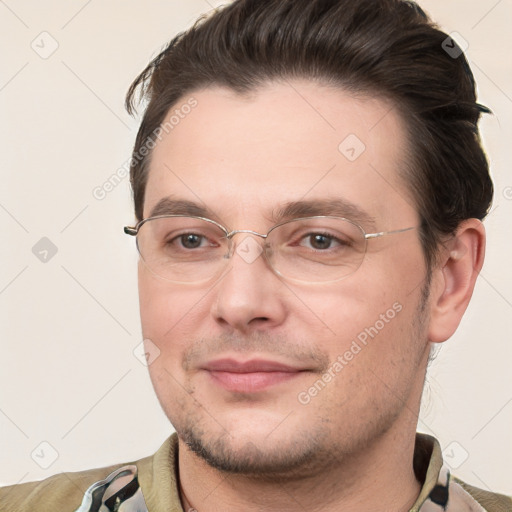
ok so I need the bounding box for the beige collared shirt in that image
[1,433,510,511]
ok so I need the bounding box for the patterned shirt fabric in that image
[73,466,146,512]
[1,433,511,511]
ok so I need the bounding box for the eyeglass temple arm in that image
[124,226,138,236]
[365,226,415,239]
[123,223,416,239]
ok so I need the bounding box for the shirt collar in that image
[76,432,486,511]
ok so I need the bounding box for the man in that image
[1,0,510,510]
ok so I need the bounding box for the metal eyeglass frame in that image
[124,215,416,283]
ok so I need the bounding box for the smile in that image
[202,358,308,393]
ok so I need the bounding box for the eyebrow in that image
[149,197,218,220]
[272,199,377,230]
[148,197,376,230]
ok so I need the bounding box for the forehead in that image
[144,80,417,228]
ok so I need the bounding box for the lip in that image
[202,358,308,393]
[203,358,303,373]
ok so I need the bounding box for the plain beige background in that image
[1,0,511,495]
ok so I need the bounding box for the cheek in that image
[301,262,424,366]
[138,275,202,405]
[138,266,207,357]
[303,279,398,340]
[303,287,425,406]
[138,270,169,340]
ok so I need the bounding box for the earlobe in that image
[427,219,486,344]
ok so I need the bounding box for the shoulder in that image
[0,436,177,512]
[452,476,512,512]
[0,456,162,512]
[0,463,129,512]
[413,434,511,512]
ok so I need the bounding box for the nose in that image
[210,234,287,333]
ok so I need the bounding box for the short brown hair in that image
[125,0,493,270]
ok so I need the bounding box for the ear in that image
[428,219,486,344]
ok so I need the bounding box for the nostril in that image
[248,317,271,328]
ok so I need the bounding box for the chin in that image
[175,411,335,480]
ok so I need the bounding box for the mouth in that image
[201,358,309,393]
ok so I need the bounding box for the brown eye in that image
[298,232,348,251]
[179,234,205,249]
[307,234,335,250]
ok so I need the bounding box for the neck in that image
[177,424,422,512]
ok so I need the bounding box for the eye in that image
[166,231,221,251]
[176,233,208,249]
[299,232,347,251]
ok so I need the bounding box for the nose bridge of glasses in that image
[223,229,270,264]
[226,229,268,240]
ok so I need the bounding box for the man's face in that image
[138,81,431,476]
